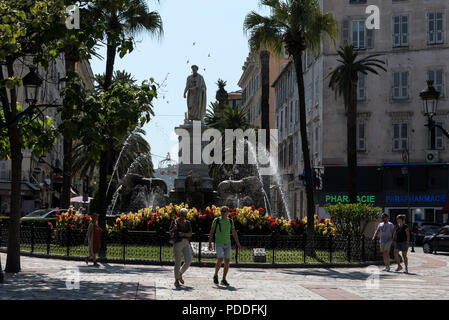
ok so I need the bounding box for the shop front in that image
[385,192,449,225]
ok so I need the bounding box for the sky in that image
[89,0,270,168]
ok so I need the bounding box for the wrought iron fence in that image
[0,222,383,266]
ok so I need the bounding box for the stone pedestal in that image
[173,120,213,192]
[169,120,217,207]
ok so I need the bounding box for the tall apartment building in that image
[274,0,449,224]
[238,50,289,128]
[0,56,94,215]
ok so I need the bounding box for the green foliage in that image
[328,44,386,108]
[0,104,57,159]
[62,77,157,162]
[325,203,382,236]
[243,0,338,56]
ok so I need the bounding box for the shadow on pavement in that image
[0,272,144,300]
[173,285,194,291]
[279,268,397,281]
[76,263,171,275]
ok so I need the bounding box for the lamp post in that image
[22,67,43,106]
[421,80,449,140]
[402,149,414,252]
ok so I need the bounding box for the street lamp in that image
[22,67,43,106]
[420,80,449,148]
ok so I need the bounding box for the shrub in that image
[325,203,382,236]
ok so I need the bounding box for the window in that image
[428,70,444,97]
[429,122,444,149]
[393,123,408,151]
[0,160,8,180]
[314,126,319,155]
[289,141,293,166]
[295,100,299,123]
[393,71,409,99]
[357,122,366,151]
[352,21,366,49]
[428,12,444,45]
[393,15,409,47]
[357,72,366,100]
[342,19,373,49]
[290,101,293,124]
[315,75,320,105]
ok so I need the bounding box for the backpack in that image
[213,217,233,234]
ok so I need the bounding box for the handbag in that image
[169,219,177,245]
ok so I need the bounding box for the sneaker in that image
[404,268,409,274]
[396,265,403,272]
[174,280,181,288]
[383,266,390,272]
[220,279,230,286]
[213,274,218,285]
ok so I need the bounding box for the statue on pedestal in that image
[183,65,207,121]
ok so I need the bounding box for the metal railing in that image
[0,222,383,266]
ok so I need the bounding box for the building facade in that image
[0,56,94,215]
[273,0,449,224]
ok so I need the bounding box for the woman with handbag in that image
[169,208,192,288]
[85,213,102,266]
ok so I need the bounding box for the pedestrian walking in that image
[85,213,101,266]
[170,208,193,288]
[393,214,410,273]
[208,206,241,286]
[372,213,394,271]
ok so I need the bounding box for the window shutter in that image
[393,72,400,98]
[393,16,401,46]
[436,13,444,43]
[401,16,409,46]
[428,13,434,44]
[342,20,350,45]
[402,72,409,98]
[366,29,374,48]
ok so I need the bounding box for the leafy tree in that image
[62,74,158,255]
[328,45,386,204]
[58,0,106,209]
[244,0,338,236]
[0,0,69,272]
[85,0,163,236]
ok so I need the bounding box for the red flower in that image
[320,217,325,223]
[56,209,60,214]
[258,208,264,213]
[47,222,53,229]
[251,205,255,210]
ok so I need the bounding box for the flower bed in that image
[55,209,91,230]
[109,204,339,236]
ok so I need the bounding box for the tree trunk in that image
[260,50,271,213]
[347,82,358,204]
[2,59,23,273]
[60,50,78,209]
[292,53,315,237]
[104,42,116,90]
[97,149,109,257]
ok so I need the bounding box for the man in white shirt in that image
[372,213,395,271]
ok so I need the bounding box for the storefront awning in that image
[0,181,40,196]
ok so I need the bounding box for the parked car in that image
[422,226,449,254]
[20,208,70,227]
[415,223,443,246]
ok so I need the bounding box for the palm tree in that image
[86,0,163,240]
[88,0,163,90]
[328,44,386,203]
[206,104,254,184]
[244,0,338,236]
[72,127,154,181]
